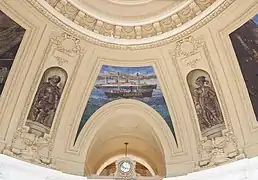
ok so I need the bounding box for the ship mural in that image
[230,14,258,120]
[75,65,175,141]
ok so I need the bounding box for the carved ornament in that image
[171,36,245,170]
[25,0,236,50]
[2,33,84,168]
[44,0,215,40]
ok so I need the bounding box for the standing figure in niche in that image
[193,76,224,131]
[31,75,61,127]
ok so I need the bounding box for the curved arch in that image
[74,99,177,175]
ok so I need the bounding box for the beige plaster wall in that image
[0,0,257,178]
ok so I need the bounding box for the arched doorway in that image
[75,99,177,177]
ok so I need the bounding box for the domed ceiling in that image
[0,0,257,178]
[69,0,188,22]
[44,0,222,44]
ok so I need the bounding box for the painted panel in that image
[187,69,226,139]
[76,65,174,140]
[229,14,258,120]
[0,10,25,95]
[26,67,67,137]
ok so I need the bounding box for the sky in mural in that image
[252,14,258,24]
[75,65,175,142]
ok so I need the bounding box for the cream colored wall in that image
[0,0,257,178]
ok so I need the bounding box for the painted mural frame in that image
[218,3,258,146]
[0,4,38,140]
[68,59,181,154]
[221,9,258,129]
[229,13,258,124]
[75,64,175,141]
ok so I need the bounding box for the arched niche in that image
[187,69,226,139]
[74,99,176,177]
[26,67,68,137]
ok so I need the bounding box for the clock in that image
[119,161,131,173]
[115,158,136,179]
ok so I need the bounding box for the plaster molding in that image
[74,99,175,162]
[0,1,46,141]
[170,35,245,170]
[2,32,86,168]
[217,2,258,147]
[24,0,236,49]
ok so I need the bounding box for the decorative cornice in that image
[45,0,216,40]
[26,0,235,50]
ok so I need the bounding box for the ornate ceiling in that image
[0,0,257,178]
[42,0,232,47]
[69,0,188,22]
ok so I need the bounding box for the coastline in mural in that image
[0,10,26,95]
[76,65,174,140]
[229,14,258,120]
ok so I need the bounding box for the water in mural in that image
[0,10,25,95]
[76,65,174,140]
[230,14,258,120]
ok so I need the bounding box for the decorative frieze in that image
[24,0,236,50]
[44,0,217,40]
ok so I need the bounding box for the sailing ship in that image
[95,71,157,98]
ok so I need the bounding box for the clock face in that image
[119,161,131,173]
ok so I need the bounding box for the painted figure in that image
[31,75,61,127]
[193,76,224,131]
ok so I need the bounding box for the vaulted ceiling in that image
[0,0,257,178]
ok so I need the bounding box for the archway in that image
[75,99,177,177]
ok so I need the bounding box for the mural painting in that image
[229,14,258,120]
[0,10,25,95]
[26,67,67,137]
[187,69,225,138]
[76,65,175,140]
